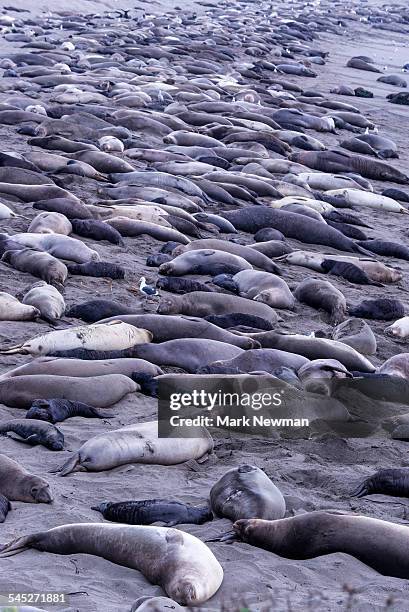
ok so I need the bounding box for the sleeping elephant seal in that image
[213,270,295,309]
[0,524,223,606]
[379,354,409,379]
[233,511,409,579]
[28,211,72,235]
[92,499,212,527]
[297,359,351,395]
[331,318,377,355]
[131,339,243,372]
[172,239,281,274]
[210,465,285,521]
[158,292,281,326]
[198,348,309,374]
[57,421,213,475]
[2,248,68,286]
[0,374,138,408]
[0,454,52,503]
[241,332,376,372]
[159,249,252,276]
[294,278,347,324]
[0,292,39,321]
[21,281,65,323]
[98,314,258,349]
[0,356,162,381]
[220,207,365,254]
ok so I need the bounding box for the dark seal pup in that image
[352,469,409,498]
[26,399,112,424]
[349,298,405,320]
[92,499,213,526]
[71,219,124,245]
[0,419,64,450]
[67,261,125,279]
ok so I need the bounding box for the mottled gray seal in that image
[0,524,223,605]
[0,454,52,503]
[0,291,39,321]
[213,270,294,309]
[0,419,64,451]
[331,319,377,355]
[21,281,65,323]
[198,348,309,374]
[210,465,285,521]
[234,511,409,578]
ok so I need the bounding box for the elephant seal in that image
[379,354,409,379]
[66,299,145,323]
[297,359,351,395]
[159,249,252,276]
[26,399,112,423]
[243,332,376,372]
[67,261,125,279]
[0,454,52,503]
[385,317,409,340]
[92,499,213,526]
[158,292,281,326]
[205,313,275,331]
[294,279,347,324]
[132,339,243,372]
[0,524,223,606]
[0,493,11,523]
[331,319,377,355]
[357,239,409,261]
[221,208,365,254]
[33,197,93,220]
[0,321,152,356]
[352,469,409,498]
[347,57,381,72]
[321,259,381,286]
[28,211,72,235]
[213,270,295,309]
[1,249,68,286]
[172,239,281,274]
[106,218,190,244]
[0,356,162,381]
[0,419,64,451]
[98,314,257,349]
[156,276,214,294]
[349,298,405,321]
[70,218,124,246]
[377,74,407,87]
[0,291,39,321]
[250,241,293,258]
[343,134,398,159]
[198,348,309,374]
[0,374,138,408]
[233,511,409,578]
[131,597,183,612]
[5,233,100,264]
[253,228,285,242]
[57,421,213,475]
[21,281,65,323]
[210,465,285,521]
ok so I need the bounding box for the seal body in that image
[210,465,285,521]
[0,524,223,605]
[93,499,213,526]
[0,454,52,503]
[294,278,346,324]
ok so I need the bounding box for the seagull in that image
[139,277,158,296]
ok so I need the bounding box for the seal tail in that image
[205,529,238,543]
[0,534,34,557]
[354,243,377,257]
[350,481,368,498]
[54,453,81,477]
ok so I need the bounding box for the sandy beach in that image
[0,0,409,610]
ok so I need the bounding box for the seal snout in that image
[172,578,197,605]
[33,484,53,504]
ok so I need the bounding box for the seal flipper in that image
[212,274,237,293]
[54,453,84,476]
[0,534,34,557]
[351,481,369,498]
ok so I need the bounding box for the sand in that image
[0,0,409,610]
